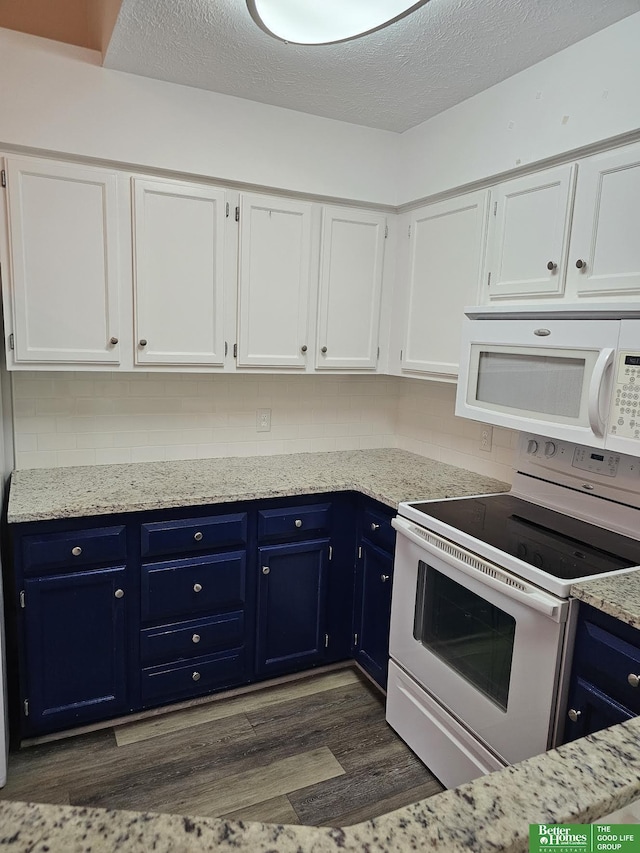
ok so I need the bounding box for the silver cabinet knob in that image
[370,523,380,532]
[192,671,201,682]
[546,261,557,271]
[114,588,124,599]
[568,708,582,722]
[628,673,640,688]
[139,339,148,347]
[192,633,201,644]
[193,583,202,593]
[262,566,270,575]
[321,346,328,354]
[381,574,390,583]
[575,259,587,270]
[194,531,203,542]
[294,519,303,528]
[71,546,82,557]
[301,345,307,353]
[109,336,119,345]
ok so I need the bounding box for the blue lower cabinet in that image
[563,677,634,742]
[141,647,249,705]
[354,541,393,688]
[22,566,128,734]
[256,539,329,676]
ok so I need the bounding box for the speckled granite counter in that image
[1,713,640,852]
[7,448,509,524]
[571,571,640,629]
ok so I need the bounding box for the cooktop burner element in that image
[409,493,640,580]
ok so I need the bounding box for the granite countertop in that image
[571,572,640,629]
[1,713,640,852]
[7,448,510,523]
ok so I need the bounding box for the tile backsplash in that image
[12,372,515,483]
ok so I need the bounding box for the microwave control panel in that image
[608,352,640,442]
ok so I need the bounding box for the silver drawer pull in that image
[370,523,380,532]
[71,546,82,557]
[114,588,124,599]
[193,583,203,593]
[192,633,201,644]
[194,531,203,542]
[192,671,201,682]
[628,673,640,688]
[380,574,390,583]
[262,566,270,575]
[294,519,303,528]
[568,708,582,722]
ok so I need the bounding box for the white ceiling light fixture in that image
[246,0,431,45]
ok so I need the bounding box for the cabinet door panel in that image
[563,677,633,743]
[568,144,640,297]
[256,539,328,675]
[237,194,312,367]
[133,178,226,365]
[402,192,488,376]
[355,541,393,688]
[486,165,575,300]
[6,156,120,364]
[23,567,127,731]
[316,208,385,370]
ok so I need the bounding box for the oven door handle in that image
[392,517,565,621]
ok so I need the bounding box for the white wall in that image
[397,12,640,203]
[0,28,399,205]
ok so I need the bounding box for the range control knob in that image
[526,439,539,455]
[544,441,557,458]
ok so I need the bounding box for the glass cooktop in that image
[408,494,640,580]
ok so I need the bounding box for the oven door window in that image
[413,561,516,711]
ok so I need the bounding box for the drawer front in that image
[140,611,245,666]
[362,508,395,553]
[258,503,331,541]
[22,526,127,574]
[141,647,247,704]
[574,619,640,714]
[141,512,248,559]
[141,551,246,622]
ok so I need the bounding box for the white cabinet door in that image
[486,164,576,300]
[401,191,489,377]
[567,143,640,298]
[316,207,386,370]
[237,194,313,368]
[4,156,120,365]
[133,178,226,366]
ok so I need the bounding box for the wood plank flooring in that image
[0,667,444,827]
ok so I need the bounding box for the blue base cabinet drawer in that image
[22,526,127,575]
[141,551,246,622]
[141,647,248,705]
[571,618,640,714]
[258,504,331,541]
[140,612,245,666]
[361,508,395,554]
[141,513,248,559]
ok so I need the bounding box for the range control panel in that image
[608,352,640,442]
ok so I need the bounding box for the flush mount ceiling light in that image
[247,0,431,45]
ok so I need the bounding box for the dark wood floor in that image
[0,668,444,827]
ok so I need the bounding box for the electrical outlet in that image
[256,408,271,432]
[480,426,493,452]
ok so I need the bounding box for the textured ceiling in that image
[103,0,640,132]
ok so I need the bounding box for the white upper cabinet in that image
[2,156,121,365]
[316,207,386,370]
[485,165,576,301]
[133,178,227,366]
[400,191,489,377]
[566,143,640,298]
[237,193,314,368]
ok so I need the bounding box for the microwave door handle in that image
[392,517,562,620]
[588,348,615,438]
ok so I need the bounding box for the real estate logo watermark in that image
[529,824,640,853]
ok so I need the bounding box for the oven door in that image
[456,317,620,447]
[389,517,570,766]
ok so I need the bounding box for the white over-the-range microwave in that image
[456,309,640,455]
